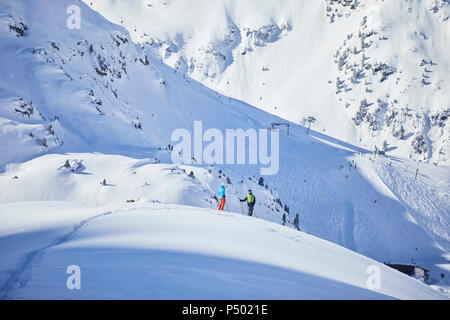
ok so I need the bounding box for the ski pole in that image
[239,200,244,215]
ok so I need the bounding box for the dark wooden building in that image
[385,263,430,282]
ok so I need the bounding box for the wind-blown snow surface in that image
[0,0,449,299]
[0,201,445,299]
[85,0,450,164]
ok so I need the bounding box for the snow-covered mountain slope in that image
[0,0,449,299]
[85,0,450,164]
[0,201,446,299]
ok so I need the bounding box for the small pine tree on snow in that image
[101,179,107,186]
[188,171,195,178]
[9,21,28,37]
[399,125,405,139]
[353,99,368,126]
[64,160,70,169]
[282,213,286,226]
[226,177,232,184]
[38,138,48,148]
[284,204,290,214]
[258,177,264,186]
[275,197,282,207]
[392,124,405,140]
[411,134,427,155]
[382,140,388,152]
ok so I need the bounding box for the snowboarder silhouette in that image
[218,184,226,210]
[240,190,256,216]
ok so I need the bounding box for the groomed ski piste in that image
[0,0,449,299]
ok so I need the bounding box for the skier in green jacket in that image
[240,190,256,216]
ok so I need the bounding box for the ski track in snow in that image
[0,210,114,299]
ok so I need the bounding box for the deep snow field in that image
[0,0,449,299]
[0,201,445,299]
